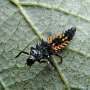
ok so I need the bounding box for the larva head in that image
[26,55,35,66]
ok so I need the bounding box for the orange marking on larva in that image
[52,45,61,51]
[62,33,64,37]
[53,47,58,51]
[57,46,61,50]
[50,37,53,40]
[54,46,58,49]
[64,41,69,44]
[64,36,68,40]
[59,45,64,48]
[58,45,61,48]
[47,37,53,43]
[58,45,61,50]
[62,43,67,46]
[62,38,65,41]
[47,40,51,43]
[52,43,55,46]
[54,46,60,51]
[62,37,68,41]
[57,46,60,49]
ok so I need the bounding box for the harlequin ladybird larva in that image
[15,27,76,67]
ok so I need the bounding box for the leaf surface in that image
[0,0,90,90]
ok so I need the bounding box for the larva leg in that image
[15,51,29,58]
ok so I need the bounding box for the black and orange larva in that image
[15,27,76,67]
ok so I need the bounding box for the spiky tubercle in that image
[47,27,76,52]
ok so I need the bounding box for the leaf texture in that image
[0,0,90,90]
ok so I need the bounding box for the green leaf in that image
[0,0,90,90]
